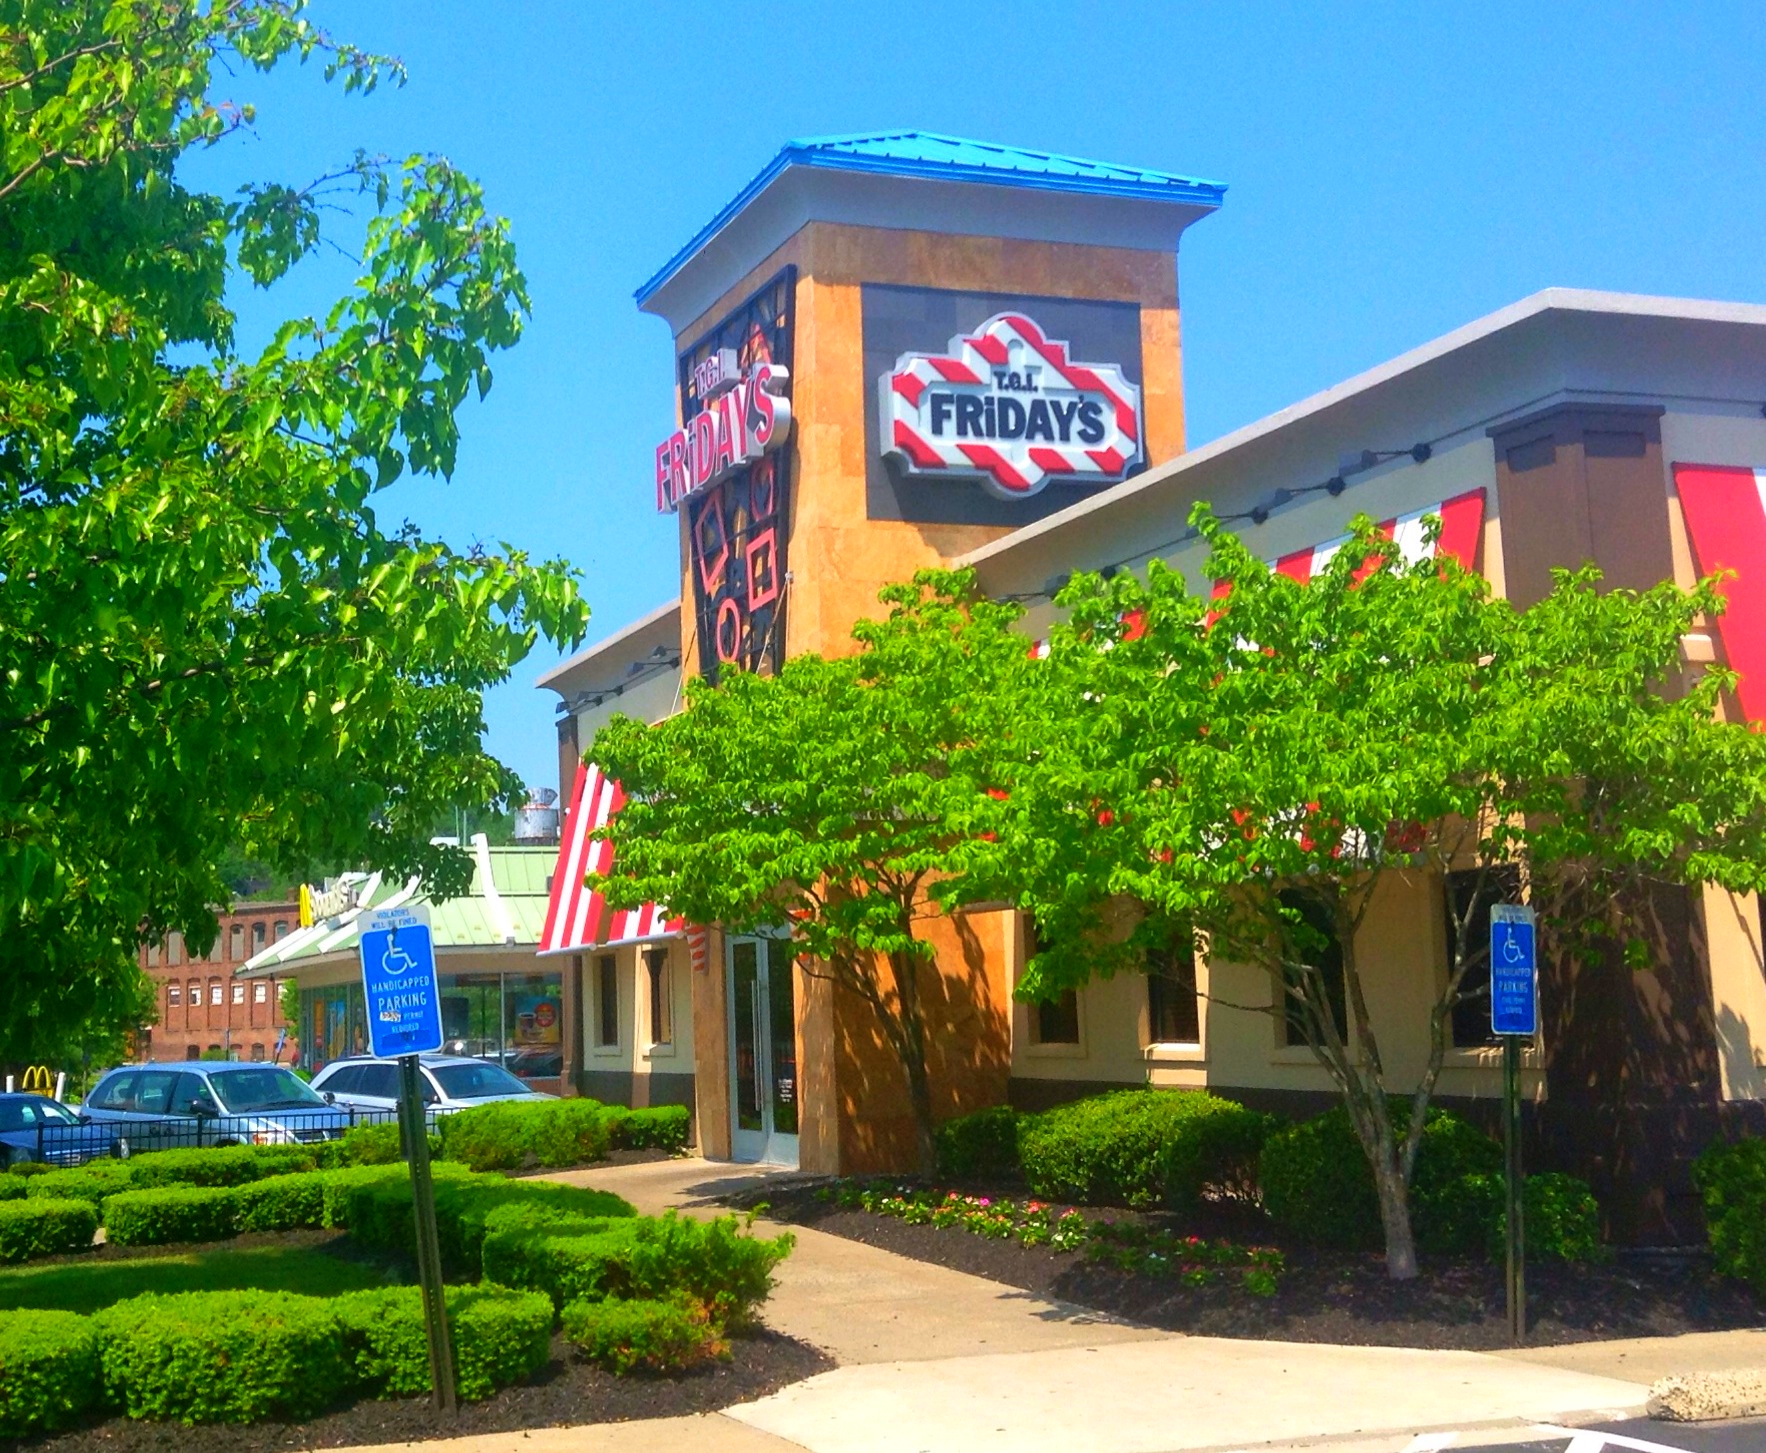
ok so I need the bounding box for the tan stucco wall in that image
[579,940,695,1099]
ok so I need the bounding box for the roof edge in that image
[536,598,682,695]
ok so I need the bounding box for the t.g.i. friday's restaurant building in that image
[533,132,1766,1241]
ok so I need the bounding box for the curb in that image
[1648,1368,1766,1423]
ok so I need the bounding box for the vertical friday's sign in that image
[359,902,443,1058]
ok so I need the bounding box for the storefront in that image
[239,838,567,1094]
[540,131,1766,1239]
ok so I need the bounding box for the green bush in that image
[6,1161,52,1178]
[251,1144,324,1177]
[1017,1090,1274,1208]
[333,1285,552,1401]
[102,1185,240,1247]
[235,1171,327,1232]
[605,1104,692,1153]
[26,1162,135,1209]
[1409,1113,1504,1254]
[935,1106,1020,1180]
[482,1206,791,1328]
[0,1309,102,1437]
[0,1178,26,1202]
[1484,1172,1603,1263]
[1695,1137,1766,1293]
[0,1199,98,1262]
[338,1120,406,1166]
[125,1145,266,1189]
[94,1290,346,1424]
[342,1170,634,1274]
[562,1295,723,1374]
[439,1099,612,1173]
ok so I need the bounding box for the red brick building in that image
[137,901,298,1063]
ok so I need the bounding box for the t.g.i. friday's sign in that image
[654,355,792,514]
[879,312,1143,500]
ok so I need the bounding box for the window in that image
[1444,867,1522,1048]
[1035,990,1081,1045]
[645,948,672,1046]
[232,982,245,1005]
[87,1072,140,1111]
[274,921,288,940]
[146,942,159,968]
[209,979,223,1006]
[320,1065,361,1096]
[169,1073,217,1117]
[186,979,200,1013]
[1146,942,1200,1045]
[228,925,244,960]
[431,1062,530,1100]
[167,931,184,967]
[183,1044,199,1061]
[1278,890,1348,1047]
[596,955,619,1047]
[250,1044,265,1061]
[208,937,223,964]
[135,1072,179,1115]
[252,922,266,954]
[358,1064,399,1100]
[168,983,182,1007]
[254,982,267,1004]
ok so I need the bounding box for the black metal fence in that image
[22,1106,442,1168]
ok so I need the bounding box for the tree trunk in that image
[1369,1129,1419,1279]
[887,947,939,1177]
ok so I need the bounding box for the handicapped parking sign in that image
[1490,902,1538,1037]
[359,902,443,1057]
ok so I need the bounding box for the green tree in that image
[983,505,1766,1278]
[591,571,1026,1173]
[0,3,587,1062]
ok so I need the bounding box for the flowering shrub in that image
[821,1181,1281,1295]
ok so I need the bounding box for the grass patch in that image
[0,1241,395,1316]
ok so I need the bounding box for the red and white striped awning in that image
[1673,464,1766,723]
[538,761,683,957]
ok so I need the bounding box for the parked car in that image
[80,1062,355,1151]
[0,1092,119,1167]
[309,1054,554,1115]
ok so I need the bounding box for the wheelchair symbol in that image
[1498,927,1527,965]
[380,931,417,978]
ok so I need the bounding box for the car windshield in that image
[430,1062,532,1100]
[37,1100,80,1125]
[206,1067,326,1114]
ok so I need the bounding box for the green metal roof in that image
[239,840,555,977]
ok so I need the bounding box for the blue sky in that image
[185,1,1766,797]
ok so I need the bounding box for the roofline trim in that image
[536,598,682,695]
[634,141,1226,308]
[957,288,1766,575]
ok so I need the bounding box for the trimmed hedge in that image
[0,1310,101,1438]
[94,1290,347,1424]
[333,1285,552,1401]
[563,1295,723,1374]
[0,1200,98,1262]
[603,1104,693,1153]
[935,1105,1020,1181]
[1480,1171,1605,1263]
[1695,1137,1766,1293]
[1017,1090,1275,1209]
[440,1099,611,1173]
[0,1179,27,1203]
[341,1171,635,1274]
[481,1205,792,1328]
[102,1185,241,1247]
[234,1171,327,1233]
[26,1162,135,1210]
[125,1145,280,1189]
[5,1162,51,1178]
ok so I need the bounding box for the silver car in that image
[308,1054,554,1115]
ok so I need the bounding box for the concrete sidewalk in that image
[319,1157,1759,1453]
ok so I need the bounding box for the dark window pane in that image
[1036,990,1081,1045]
[1279,890,1347,1047]
[646,949,671,1045]
[358,1064,399,1099]
[430,1063,529,1099]
[1445,867,1523,1048]
[322,1066,361,1096]
[597,956,619,1047]
[1146,944,1200,1044]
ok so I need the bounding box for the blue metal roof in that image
[634,132,1227,308]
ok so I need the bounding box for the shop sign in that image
[655,360,793,514]
[300,877,361,928]
[880,312,1142,500]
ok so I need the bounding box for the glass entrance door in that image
[727,935,799,1165]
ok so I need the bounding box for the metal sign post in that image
[1490,902,1538,1346]
[359,902,456,1413]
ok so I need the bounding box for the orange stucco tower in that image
[637,132,1224,1171]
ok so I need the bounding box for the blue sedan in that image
[0,1093,117,1167]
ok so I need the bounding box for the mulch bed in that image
[739,1181,1766,1352]
[12,1328,832,1453]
